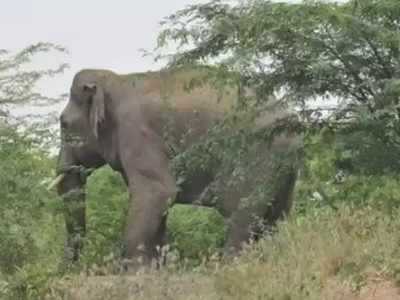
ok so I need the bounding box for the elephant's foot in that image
[63,233,85,263]
[121,255,162,275]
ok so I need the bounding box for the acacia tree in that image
[157,0,400,173]
[0,43,68,119]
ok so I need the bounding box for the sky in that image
[2,0,340,117]
[1,0,205,115]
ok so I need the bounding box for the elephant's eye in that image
[70,91,83,106]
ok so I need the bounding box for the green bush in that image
[0,126,65,299]
[296,133,400,214]
[83,167,129,265]
[168,205,226,261]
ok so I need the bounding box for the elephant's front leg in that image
[57,170,86,262]
[124,171,176,266]
[118,123,177,267]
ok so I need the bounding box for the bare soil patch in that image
[323,277,400,300]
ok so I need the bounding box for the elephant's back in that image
[124,68,236,112]
[119,68,298,153]
[122,68,236,150]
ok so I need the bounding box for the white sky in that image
[1,0,206,115]
[2,0,342,117]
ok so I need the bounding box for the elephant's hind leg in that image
[223,172,297,253]
[224,208,255,253]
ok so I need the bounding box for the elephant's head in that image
[54,70,112,261]
[59,70,110,168]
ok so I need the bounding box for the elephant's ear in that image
[84,83,105,139]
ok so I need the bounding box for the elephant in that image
[53,67,300,265]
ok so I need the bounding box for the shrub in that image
[167,205,226,262]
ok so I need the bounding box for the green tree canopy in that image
[157,0,400,173]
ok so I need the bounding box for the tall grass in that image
[45,205,400,300]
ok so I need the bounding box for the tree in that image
[0,43,68,298]
[157,0,400,173]
[0,42,68,125]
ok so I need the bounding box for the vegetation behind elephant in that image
[54,67,301,265]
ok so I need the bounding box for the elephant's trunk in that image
[55,140,87,262]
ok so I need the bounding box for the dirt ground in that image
[46,273,400,300]
[46,272,217,300]
[322,277,400,300]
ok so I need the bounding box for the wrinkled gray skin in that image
[56,68,299,265]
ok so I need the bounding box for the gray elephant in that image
[52,68,300,265]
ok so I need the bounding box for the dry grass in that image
[46,272,216,300]
[45,206,400,300]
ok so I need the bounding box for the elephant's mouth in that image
[63,132,87,148]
